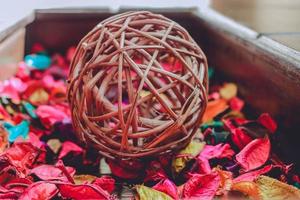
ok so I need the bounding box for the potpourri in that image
[0,44,299,200]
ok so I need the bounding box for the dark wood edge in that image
[191,9,300,67]
[0,12,34,43]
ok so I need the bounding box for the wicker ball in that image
[67,11,208,159]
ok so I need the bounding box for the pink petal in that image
[236,137,271,171]
[182,172,220,200]
[233,165,272,182]
[58,141,83,159]
[153,179,178,199]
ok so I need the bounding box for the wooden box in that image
[0,7,300,172]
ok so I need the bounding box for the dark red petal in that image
[231,128,252,149]
[93,176,115,193]
[57,183,110,200]
[107,159,144,179]
[144,161,168,182]
[257,113,277,134]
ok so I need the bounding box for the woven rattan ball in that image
[67,11,208,159]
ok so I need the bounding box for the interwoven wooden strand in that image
[67,11,208,159]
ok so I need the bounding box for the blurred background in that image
[0,0,299,58]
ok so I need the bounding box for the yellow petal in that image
[215,168,233,195]
[29,88,49,105]
[0,126,8,153]
[256,175,300,200]
[172,141,205,174]
[73,174,98,184]
[47,139,62,154]
[220,83,238,100]
[136,185,173,200]
[231,181,260,200]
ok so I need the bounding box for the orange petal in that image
[202,99,228,123]
[231,181,260,200]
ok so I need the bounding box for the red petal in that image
[57,183,110,200]
[236,137,270,171]
[258,113,277,134]
[182,172,220,199]
[144,161,168,182]
[229,97,244,111]
[3,142,39,175]
[30,164,75,182]
[0,104,10,120]
[107,159,144,179]
[58,141,83,159]
[14,132,43,149]
[233,165,272,182]
[153,179,178,199]
[2,177,32,195]
[0,185,19,199]
[0,165,18,186]
[231,128,252,149]
[93,176,115,193]
[19,182,58,200]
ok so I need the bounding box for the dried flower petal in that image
[47,139,62,154]
[29,164,75,182]
[19,182,58,200]
[0,127,8,153]
[215,169,233,195]
[93,176,115,193]
[182,172,220,199]
[73,174,97,184]
[144,161,168,182]
[136,185,173,200]
[107,159,143,179]
[234,165,272,183]
[58,141,83,159]
[229,97,244,111]
[172,141,205,174]
[231,128,252,149]
[36,105,69,128]
[57,182,111,200]
[203,99,228,123]
[256,175,300,200]
[22,102,37,119]
[257,113,277,134]
[236,137,270,171]
[0,104,10,120]
[220,83,238,100]
[199,143,234,160]
[3,120,30,142]
[3,142,39,175]
[153,179,178,199]
[231,181,260,199]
